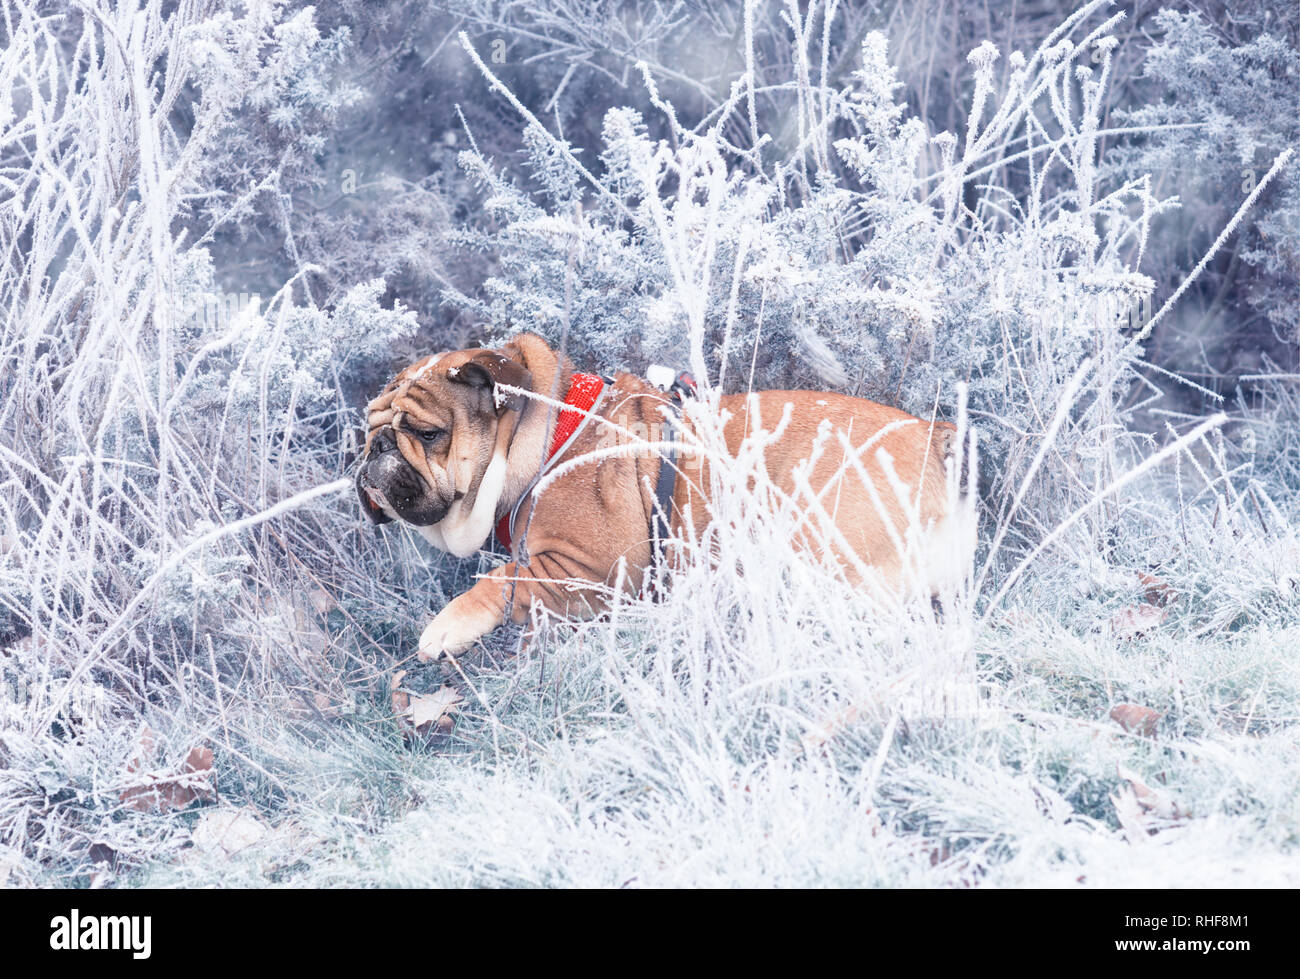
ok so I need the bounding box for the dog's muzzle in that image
[356,431,451,527]
[355,457,394,525]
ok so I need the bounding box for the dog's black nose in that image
[369,428,397,456]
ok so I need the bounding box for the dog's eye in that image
[413,427,444,443]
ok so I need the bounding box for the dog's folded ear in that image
[447,349,532,414]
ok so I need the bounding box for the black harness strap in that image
[651,413,678,560]
[647,372,696,599]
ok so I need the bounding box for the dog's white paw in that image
[416,600,499,662]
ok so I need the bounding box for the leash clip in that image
[647,364,698,402]
[645,364,676,391]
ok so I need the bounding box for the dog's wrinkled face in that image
[356,348,532,536]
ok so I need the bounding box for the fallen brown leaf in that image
[407,686,462,733]
[1111,786,1149,843]
[1111,602,1168,639]
[132,726,157,762]
[390,674,460,742]
[1138,572,1177,607]
[1110,703,1162,737]
[922,841,983,887]
[1117,763,1181,820]
[118,729,216,812]
[390,669,410,716]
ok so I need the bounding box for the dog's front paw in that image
[417,597,501,662]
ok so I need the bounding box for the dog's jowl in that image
[356,333,973,662]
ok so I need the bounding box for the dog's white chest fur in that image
[414,453,508,558]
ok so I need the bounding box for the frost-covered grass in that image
[1,0,1297,888]
[125,478,1300,888]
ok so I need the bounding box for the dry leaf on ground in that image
[1113,761,1185,843]
[87,842,117,868]
[118,728,216,812]
[191,808,269,856]
[390,669,410,716]
[1110,703,1162,737]
[1111,602,1168,639]
[1111,785,1150,843]
[1138,572,1177,607]
[407,686,462,733]
[390,673,461,740]
[1117,763,1182,820]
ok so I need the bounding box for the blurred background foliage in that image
[183,0,1298,409]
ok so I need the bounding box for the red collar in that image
[495,372,606,551]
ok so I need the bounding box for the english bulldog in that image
[356,333,970,662]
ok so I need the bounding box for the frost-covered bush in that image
[185,3,359,237]
[165,0,1297,384]
[447,1,1217,563]
[147,0,1299,388]
[1108,8,1300,357]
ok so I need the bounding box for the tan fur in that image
[358,334,970,661]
